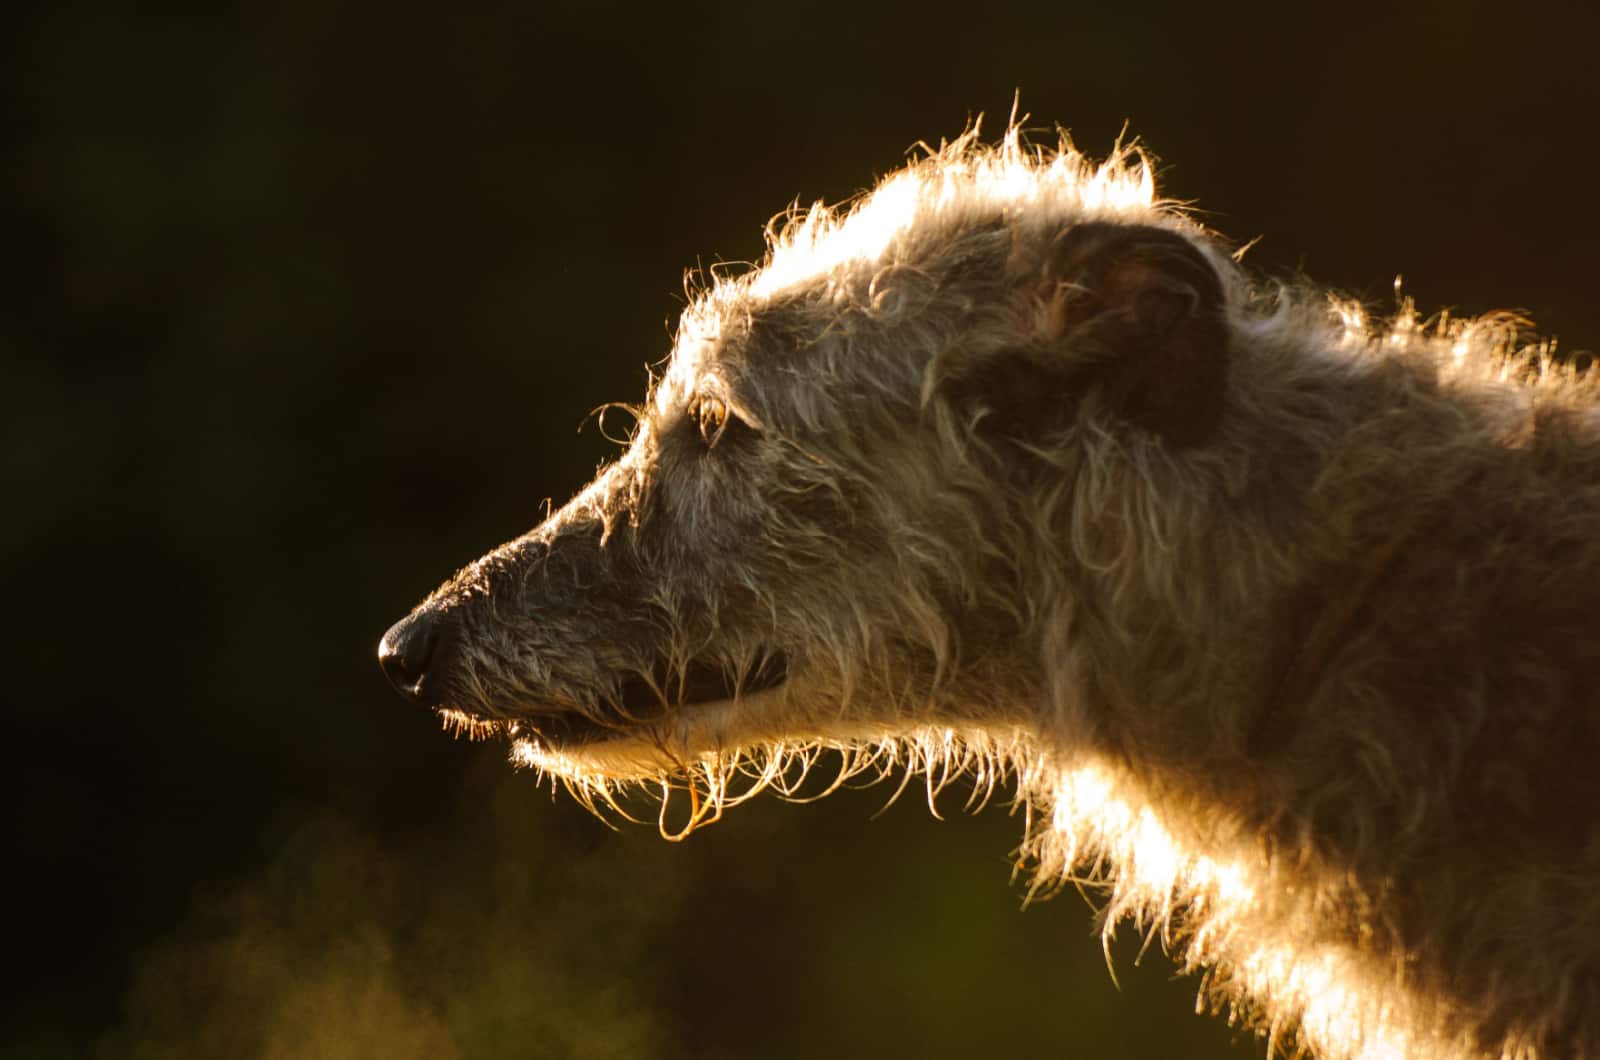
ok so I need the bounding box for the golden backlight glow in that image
[437,708,500,741]
[1043,762,1437,1060]
[746,125,1155,301]
[1334,288,1544,393]
[502,725,1460,1060]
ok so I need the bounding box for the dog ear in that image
[942,222,1230,450]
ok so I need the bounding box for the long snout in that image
[378,509,635,721]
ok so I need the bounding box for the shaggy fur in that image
[379,124,1600,1060]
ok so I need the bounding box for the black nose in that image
[378,612,439,699]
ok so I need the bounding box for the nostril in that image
[378,613,439,699]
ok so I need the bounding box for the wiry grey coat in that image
[379,126,1600,1060]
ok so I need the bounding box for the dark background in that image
[9,3,1599,1057]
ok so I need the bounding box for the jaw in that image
[501,680,1045,795]
[505,683,803,784]
[435,651,795,776]
[438,649,1044,797]
[478,666,1054,842]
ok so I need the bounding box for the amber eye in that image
[691,395,731,447]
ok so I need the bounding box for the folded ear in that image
[940,221,1230,450]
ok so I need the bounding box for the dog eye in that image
[691,395,731,447]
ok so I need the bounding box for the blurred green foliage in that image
[8,1,1600,1057]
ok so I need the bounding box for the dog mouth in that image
[450,652,789,751]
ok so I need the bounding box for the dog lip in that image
[510,652,791,752]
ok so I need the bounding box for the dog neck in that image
[1248,504,1430,757]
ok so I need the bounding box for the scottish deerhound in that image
[378,126,1600,1060]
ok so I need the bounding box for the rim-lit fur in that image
[395,125,1600,1060]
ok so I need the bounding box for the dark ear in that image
[945,222,1230,450]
